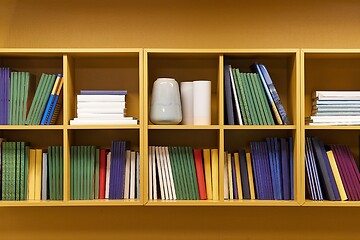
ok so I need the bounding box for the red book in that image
[194,149,207,199]
[99,149,107,199]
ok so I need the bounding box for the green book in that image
[15,142,21,200]
[94,148,100,200]
[59,146,63,200]
[9,73,14,125]
[232,68,248,125]
[76,146,81,200]
[26,73,47,125]
[53,146,58,200]
[57,146,61,200]
[29,74,50,125]
[19,142,25,200]
[235,69,252,125]
[48,146,53,200]
[33,74,56,125]
[16,73,23,125]
[168,147,181,200]
[245,73,262,124]
[254,73,275,125]
[186,147,199,200]
[180,147,194,200]
[249,73,267,125]
[1,142,7,200]
[84,146,89,200]
[90,146,96,200]
[10,142,16,200]
[174,147,188,200]
[81,146,86,200]
[70,146,74,200]
[241,73,258,125]
[21,72,36,125]
[13,73,19,125]
[24,146,29,200]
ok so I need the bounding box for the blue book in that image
[231,154,238,199]
[280,138,290,200]
[238,149,250,199]
[254,63,290,124]
[0,68,4,124]
[109,141,117,199]
[261,142,274,200]
[307,137,323,200]
[41,74,62,125]
[267,138,281,200]
[80,90,127,95]
[305,138,316,200]
[250,142,261,199]
[224,64,235,125]
[289,137,294,200]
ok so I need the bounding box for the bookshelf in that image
[301,49,360,206]
[1,48,359,207]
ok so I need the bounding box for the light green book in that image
[56,146,61,200]
[168,147,181,200]
[21,72,36,125]
[90,146,96,200]
[77,146,81,200]
[235,70,252,125]
[25,73,47,125]
[33,74,56,125]
[232,68,248,125]
[94,148,100,199]
[174,147,188,200]
[17,73,23,125]
[15,142,21,200]
[10,142,16,200]
[19,142,25,200]
[9,73,14,124]
[180,147,193,200]
[186,147,199,200]
[48,146,53,200]
[241,73,259,125]
[254,73,275,125]
[24,146,29,200]
[13,73,19,125]
[249,73,267,125]
[1,142,7,200]
[30,74,50,125]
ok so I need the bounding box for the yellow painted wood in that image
[303,200,360,207]
[67,125,140,130]
[148,125,221,130]
[0,125,64,130]
[305,125,360,130]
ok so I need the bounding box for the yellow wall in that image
[1,1,360,239]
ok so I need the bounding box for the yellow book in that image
[234,153,243,199]
[246,152,255,200]
[211,149,219,201]
[35,149,43,200]
[28,149,36,200]
[327,150,348,201]
[203,149,212,200]
[227,153,233,200]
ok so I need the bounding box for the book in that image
[77,102,126,109]
[164,147,176,200]
[229,66,243,125]
[130,151,136,199]
[155,146,165,200]
[34,149,43,200]
[211,149,219,200]
[203,149,212,200]
[105,152,111,199]
[223,152,229,200]
[42,152,48,200]
[70,119,137,125]
[80,90,127,95]
[159,146,170,200]
[234,152,243,199]
[231,154,238,199]
[234,69,252,125]
[238,149,250,199]
[313,91,360,100]
[193,149,207,200]
[77,95,125,102]
[224,64,235,125]
[40,74,62,125]
[227,153,233,200]
[148,146,153,200]
[124,150,131,199]
[326,150,347,201]
[246,152,255,200]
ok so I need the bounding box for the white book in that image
[309,122,360,126]
[105,152,111,199]
[74,117,134,121]
[155,146,165,200]
[313,91,360,100]
[42,153,48,200]
[164,147,176,200]
[310,115,360,122]
[70,119,138,125]
[130,151,136,199]
[223,152,229,200]
[136,152,140,199]
[77,108,126,114]
[227,153,233,200]
[77,101,126,109]
[148,146,153,200]
[77,113,127,119]
[159,147,170,200]
[124,150,131,199]
[77,95,125,102]
[229,66,243,125]
[152,146,157,200]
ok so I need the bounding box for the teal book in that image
[24,146,29,200]
[15,142,21,200]
[90,146,96,200]
[174,147,187,200]
[186,146,199,200]
[48,146,53,200]
[180,147,194,199]
[241,73,258,125]
[26,73,48,125]
[1,142,7,200]
[254,73,275,125]
[59,146,63,200]
[70,146,74,200]
[169,147,181,199]
[235,70,252,125]
[233,68,249,125]
[247,73,266,125]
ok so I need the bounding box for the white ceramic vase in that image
[150,78,182,124]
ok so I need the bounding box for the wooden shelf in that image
[223,200,300,206]
[67,124,140,130]
[0,125,64,130]
[145,200,223,206]
[303,200,360,207]
[148,125,220,130]
[224,125,296,130]
[0,200,142,207]
[305,125,360,130]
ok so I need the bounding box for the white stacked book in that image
[307,91,360,125]
[70,90,138,125]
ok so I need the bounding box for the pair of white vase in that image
[150,78,211,125]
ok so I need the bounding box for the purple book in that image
[119,141,126,199]
[0,68,4,124]
[250,142,261,199]
[231,154,238,199]
[289,137,294,200]
[305,138,319,200]
[307,137,324,200]
[305,139,316,200]
[80,90,127,95]
[261,142,274,200]
[280,138,290,200]
[109,141,117,199]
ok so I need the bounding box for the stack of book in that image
[308,91,360,125]
[305,136,360,201]
[224,63,290,125]
[70,141,140,200]
[224,138,294,200]
[70,90,138,125]
[0,70,63,125]
[148,146,219,200]
[0,139,63,201]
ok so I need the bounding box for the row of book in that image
[224,63,289,125]
[70,142,140,200]
[0,139,63,201]
[224,138,294,200]
[308,91,360,125]
[0,69,63,125]
[70,90,137,125]
[305,137,360,201]
[148,146,219,200]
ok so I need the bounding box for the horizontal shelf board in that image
[148,125,220,130]
[0,200,142,207]
[0,125,64,130]
[223,200,300,206]
[145,200,223,206]
[305,125,360,130]
[303,200,360,207]
[145,48,298,54]
[224,125,296,130]
[67,124,140,130]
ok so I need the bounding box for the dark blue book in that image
[250,142,261,199]
[224,64,235,125]
[119,141,126,199]
[109,141,117,199]
[273,138,283,199]
[253,63,290,124]
[266,138,281,200]
[238,149,250,199]
[80,90,127,95]
[231,154,238,199]
[261,141,274,200]
[306,137,323,200]
[0,68,4,124]
[311,137,337,200]
[280,138,290,200]
[289,137,294,200]
[305,138,316,200]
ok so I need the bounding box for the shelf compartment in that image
[65,52,141,126]
[223,51,298,126]
[146,51,220,125]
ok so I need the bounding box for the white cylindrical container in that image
[150,78,182,125]
[193,80,211,125]
[180,81,194,125]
